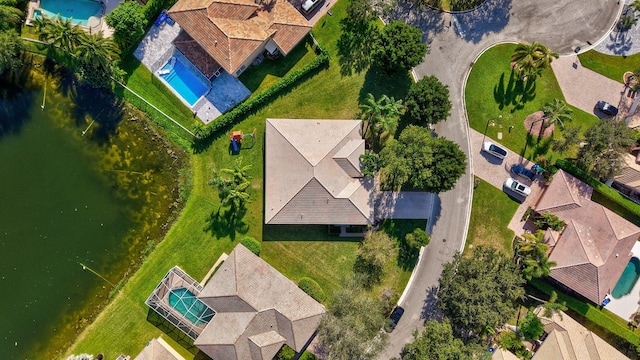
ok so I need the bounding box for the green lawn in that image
[465,177,520,255]
[578,49,638,83]
[466,44,600,161]
[64,0,415,358]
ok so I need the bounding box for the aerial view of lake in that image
[0,68,185,359]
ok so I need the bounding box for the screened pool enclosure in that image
[145,266,215,339]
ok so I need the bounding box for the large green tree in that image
[514,231,556,281]
[577,120,637,180]
[438,246,525,337]
[105,1,147,52]
[354,231,396,287]
[372,20,427,73]
[317,284,388,360]
[404,75,452,126]
[400,320,479,360]
[518,310,544,341]
[0,29,23,75]
[380,125,466,192]
[511,41,558,80]
[0,0,22,30]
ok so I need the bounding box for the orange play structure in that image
[229,128,257,152]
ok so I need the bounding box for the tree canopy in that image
[380,125,466,192]
[577,120,637,180]
[105,1,148,53]
[0,0,22,31]
[404,75,452,125]
[438,246,525,337]
[354,231,396,287]
[0,29,23,75]
[510,41,558,80]
[317,284,388,360]
[372,20,427,73]
[518,310,544,341]
[541,98,572,130]
[400,320,479,360]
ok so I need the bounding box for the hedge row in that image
[240,236,261,256]
[298,277,326,302]
[555,158,640,221]
[193,46,330,141]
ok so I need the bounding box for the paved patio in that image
[134,20,251,124]
[374,191,433,221]
[605,241,640,322]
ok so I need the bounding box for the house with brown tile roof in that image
[168,0,311,77]
[534,170,640,304]
[265,119,376,225]
[194,244,326,360]
[531,307,629,359]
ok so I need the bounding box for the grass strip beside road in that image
[578,50,638,84]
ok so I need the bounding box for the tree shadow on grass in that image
[337,17,377,76]
[146,309,200,355]
[359,66,413,113]
[204,207,249,242]
[493,69,536,112]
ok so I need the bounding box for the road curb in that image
[398,245,426,306]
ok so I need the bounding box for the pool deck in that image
[134,20,251,124]
[605,241,640,321]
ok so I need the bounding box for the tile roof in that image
[195,244,325,360]
[533,308,629,360]
[168,0,311,75]
[133,338,185,360]
[173,31,221,78]
[265,119,375,225]
[535,170,640,304]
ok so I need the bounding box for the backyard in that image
[63,0,415,358]
[466,44,600,162]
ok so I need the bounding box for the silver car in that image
[505,177,531,196]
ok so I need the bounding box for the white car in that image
[505,177,531,197]
[301,0,323,14]
[482,141,507,160]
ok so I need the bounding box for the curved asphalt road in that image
[379,0,622,358]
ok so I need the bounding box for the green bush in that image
[555,158,640,223]
[298,277,326,302]
[193,46,330,143]
[240,236,261,256]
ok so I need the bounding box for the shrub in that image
[274,345,296,360]
[240,236,261,256]
[193,45,330,143]
[106,1,148,54]
[298,277,326,302]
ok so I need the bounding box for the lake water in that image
[0,69,184,359]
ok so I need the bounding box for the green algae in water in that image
[0,69,186,359]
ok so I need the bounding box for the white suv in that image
[482,141,507,160]
[301,0,322,14]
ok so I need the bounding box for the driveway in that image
[551,55,626,118]
[378,0,622,357]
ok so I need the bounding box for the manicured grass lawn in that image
[466,44,600,161]
[465,177,520,255]
[64,0,415,358]
[579,49,638,83]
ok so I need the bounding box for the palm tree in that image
[359,93,385,137]
[220,158,252,186]
[359,93,404,149]
[34,15,85,66]
[541,99,572,130]
[0,0,22,30]
[511,41,559,80]
[514,230,556,280]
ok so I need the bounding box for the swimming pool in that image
[160,57,209,107]
[168,287,214,326]
[612,257,640,299]
[38,0,102,26]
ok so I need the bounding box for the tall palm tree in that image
[75,31,120,71]
[360,93,404,149]
[360,93,385,136]
[220,158,252,186]
[511,41,559,80]
[541,98,572,130]
[514,231,557,280]
[0,0,22,30]
[34,16,85,66]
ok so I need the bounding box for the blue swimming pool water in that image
[160,58,208,106]
[612,257,640,299]
[38,0,102,26]
[168,287,214,326]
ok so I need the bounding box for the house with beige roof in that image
[265,118,432,227]
[533,169,640,304]
[532,308,629,359]
[168,0,311,77]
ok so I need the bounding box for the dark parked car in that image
[511,164,536,181]
[596,100,618,117]
[388,306,405,331]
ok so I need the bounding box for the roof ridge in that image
[573,219,604,266]
[267,178,316,222]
